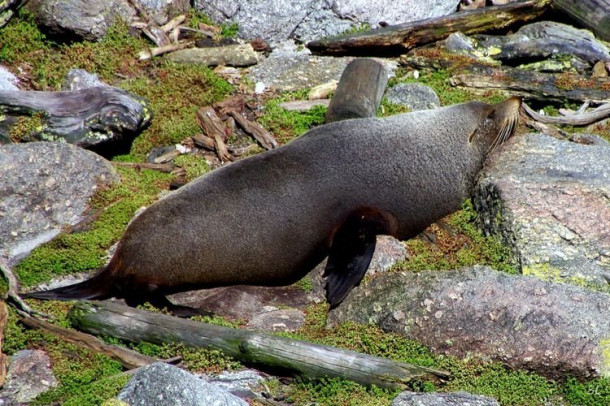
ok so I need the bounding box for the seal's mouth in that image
[488,97,521,154]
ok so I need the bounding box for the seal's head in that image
[468,96,521,154]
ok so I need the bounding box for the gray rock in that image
[475,134,610,290]
[194,0,352,45]
[385,83,441,111]
[0,350,58,404]
[392,391,499,406]
[118,362,248,406]
[0,66,19,91]
[194,0,460,44]
[166,45,259,67]
[200,369,266,398]
[332,0,461,28]
[246,41,354,92]
[0,142,118,264]
[26,0,188,41]
[247,308,306,331]
[170,284,311,323]
[328,266,610,379]
[62,69,108,91]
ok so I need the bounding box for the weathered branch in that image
[522,102,610,125]
[230,111,278,150]
[0,87,151,148]
[196,107,234,162]
[18,311,157,370]
[112,162,175,173]
[306,0,551,56]
[69,301,450,389]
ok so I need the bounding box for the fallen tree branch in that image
[307,0,551,56]
[522,102,610,125]
[18,311,158,370]
[229,111,278,150]
[69,301,450,389]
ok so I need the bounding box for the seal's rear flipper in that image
[324,216,378,309]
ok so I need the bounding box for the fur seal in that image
[24,97,521,314]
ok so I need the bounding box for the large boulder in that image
[475,133,610,291]
[194,0,461,44]
[118,362,248,406]
[329,266,610,380]
[0,142,118,264]
[26,0,189,41]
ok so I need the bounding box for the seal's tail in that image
[23,271,112,301]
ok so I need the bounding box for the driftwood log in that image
[449,65,610,103]
[325,59,388,123]
[553,0,610,42]
[306,0,551,56]
[0,87,151,151]
[69,300,450,389]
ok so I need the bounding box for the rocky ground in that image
[0,0,609,405]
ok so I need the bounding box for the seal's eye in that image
[468,129,477,143]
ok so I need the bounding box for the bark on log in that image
[196,106,233,162]
[552,0,610,42]
[325,59,388,123]
[448,65,610,103]
[0,87,151,149]
[69,300,450,389]
[306,0,551,56]
[230,111,278,150]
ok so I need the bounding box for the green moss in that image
[287,377,397,406]
[443,361,558,406]
[399,200,518,274]
[562,378,610,406]
[258,92,327,144]
[174,154,211,181]
[121,61,232,158]
[8,111,47,142]
[0,8,49,63]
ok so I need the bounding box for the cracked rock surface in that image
[474,133,610,290]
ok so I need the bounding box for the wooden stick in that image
[69,301,450,389]
[138,41,193,60]
[230,111,278,150]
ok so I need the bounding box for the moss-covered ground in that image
[1,8,609,406]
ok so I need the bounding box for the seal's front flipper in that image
[324,216,378,309]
